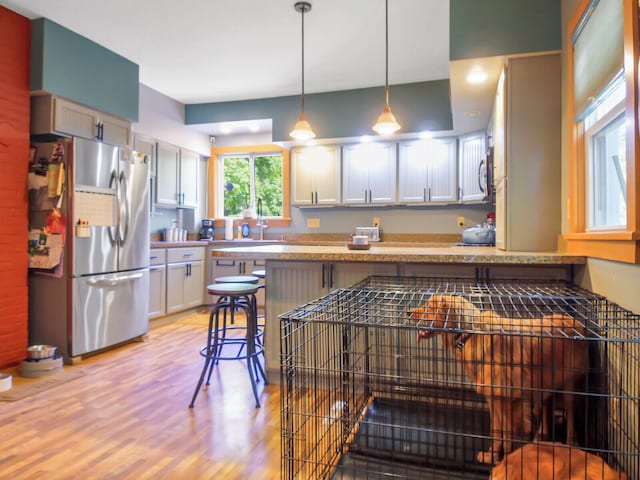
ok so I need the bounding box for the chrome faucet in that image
[256,198,268,240]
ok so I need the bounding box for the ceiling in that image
[1,0,502,137]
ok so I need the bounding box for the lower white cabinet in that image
[166,246,205,314]
[148,248,167,318]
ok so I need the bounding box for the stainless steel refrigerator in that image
[29,137,150,361]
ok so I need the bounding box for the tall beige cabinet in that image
[493,53,561,251]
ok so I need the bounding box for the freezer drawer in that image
[71,269,149,356]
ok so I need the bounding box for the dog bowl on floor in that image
[26,344,57,360]
[20,356,63,378]
[0,373,12,391]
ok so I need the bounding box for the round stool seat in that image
[214,275,259,284]
[207,282,259,296]
[251,269,265,278]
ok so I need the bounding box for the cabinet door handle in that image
[423,187,427,202]
[428,187,432,202]
[369,189,372,203]
[183,252,193,257]
[321,264,326,289]
[315,192,318,204]
[95,122,101,140]
[458,187,463,202]
[329,264,334,289]
[311,192,314,204]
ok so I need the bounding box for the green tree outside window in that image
[221,154,283,217]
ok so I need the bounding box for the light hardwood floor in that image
[0,311,280,480]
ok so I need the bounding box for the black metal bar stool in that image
[189,282,267,408]
[214,275,259,325]
[252,269,266,345]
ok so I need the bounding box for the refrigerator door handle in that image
[86,272,144,287]
[107,170,119,247]
[118,171,129,245]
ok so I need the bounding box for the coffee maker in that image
[199,219,215,240]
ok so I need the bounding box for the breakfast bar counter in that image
[209,243,586,382]
[210,244,586,265]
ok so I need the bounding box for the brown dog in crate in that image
[490,442,627,479]
[407,294,588,465]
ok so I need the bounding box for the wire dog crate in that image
[280,276,639,479]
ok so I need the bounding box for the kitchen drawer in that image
[149,248,166,266]
[167,246,204,263]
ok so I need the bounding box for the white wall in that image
[133,84,211,156]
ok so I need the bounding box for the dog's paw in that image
[477,450,500,464]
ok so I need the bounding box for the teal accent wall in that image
[450,0,561,60]
[186,80,452,141]
[30,18,139,122]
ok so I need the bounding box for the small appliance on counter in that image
[199,219,215,240]
[355,226,381,242]
[461,225,496,245]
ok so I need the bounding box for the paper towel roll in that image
[224,218,234,240]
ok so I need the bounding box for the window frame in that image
[585,100,626,231]
[564,0,640,263]
[208,144,291,229]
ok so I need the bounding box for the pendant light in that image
[373,0,401,135]
[290,1,316,141]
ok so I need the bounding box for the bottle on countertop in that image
[236,226,242,240]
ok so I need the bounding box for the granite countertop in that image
[209,244,586,265]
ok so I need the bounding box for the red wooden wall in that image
[0,7,30,368]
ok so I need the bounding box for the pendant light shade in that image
[290,1,316,141]
[373,0,401,135]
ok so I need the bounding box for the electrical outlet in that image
[372,217,380,227]
[307,218,320,228]
[457,216,465,227]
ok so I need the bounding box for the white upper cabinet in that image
[31,94,131,148]
[179,149,199,208]
[458,132,488,203]
[398,138,457,204]
[155,142,199,208]
[156,142,180,206]
[291,146,340,206]
[343,142,396,205]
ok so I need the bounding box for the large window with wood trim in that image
[565,0,639,263]
[208,145,291,228]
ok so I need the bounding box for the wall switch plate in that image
[307,218,320,228]
[457,216,465,227]
[372,217,380,227]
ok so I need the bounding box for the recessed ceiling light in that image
[360,135,373,143]
[465,110,481,119]
[221,125,232,134]
[466,68,488,84]
[419,131,433,139]
[248,123,260,132]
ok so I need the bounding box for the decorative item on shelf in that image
[372,0,401,136]
[289,1,316,142]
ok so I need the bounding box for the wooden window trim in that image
[564,0,640,263]
[207,144,291,228]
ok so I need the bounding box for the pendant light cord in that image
[384,0,389,107]
[301,5,306,114]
